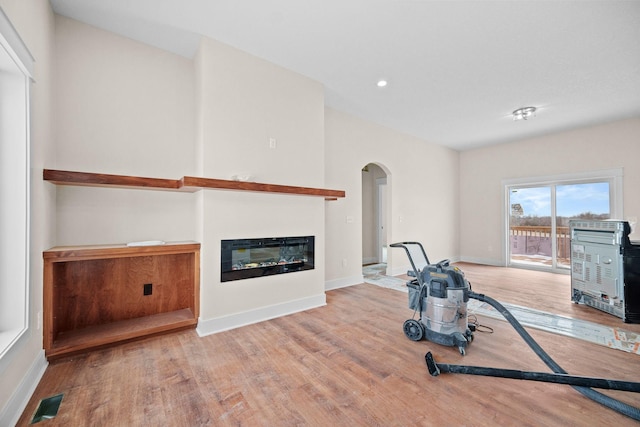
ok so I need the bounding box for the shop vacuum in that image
[391,241,640,422]
[389,242,473,355]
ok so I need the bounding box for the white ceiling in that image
[49,0,640,151]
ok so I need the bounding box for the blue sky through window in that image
[511,182,610,217]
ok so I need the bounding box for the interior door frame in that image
[376,177,387,263]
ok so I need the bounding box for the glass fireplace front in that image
[221,236,315,282]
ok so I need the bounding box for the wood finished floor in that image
[17,263,640,426]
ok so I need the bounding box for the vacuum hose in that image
[467,291,640,421]
[425,352,640,392]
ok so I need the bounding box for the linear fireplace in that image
[221,236,315,282]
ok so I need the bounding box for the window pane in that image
[509,186,552,267]
[556,182,610,225]
[556,182,610,268]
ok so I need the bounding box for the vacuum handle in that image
[436,259,450,269]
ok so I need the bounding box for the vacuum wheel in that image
[466,329,474,343]
[403,319,424,341]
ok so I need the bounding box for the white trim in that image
[0,11,32,361]
[0,7,34,78]
[501,168,623,187]
[389,265,412,276]
[459,256,505,267]
[196,293,326,337]
[325,275,364,290]
[0,350,47,427]
[0,329,28,369]
[23,76,31,338]
[376,177,387,263]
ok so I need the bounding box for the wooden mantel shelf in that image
[43,169,345,200]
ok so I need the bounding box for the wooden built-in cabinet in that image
[43,242,200,360]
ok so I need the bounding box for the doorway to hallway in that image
[362,163,389,275]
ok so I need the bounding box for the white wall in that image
[0,0,55,424]
[195,38,327,331]
[459,117,640,265]
[48,16,329,337]
[54,16,197,245]
[325,108,460,287]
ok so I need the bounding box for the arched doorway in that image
[362,163,389,275]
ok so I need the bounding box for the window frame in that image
[0,6,34,365]
[502,168,623,273]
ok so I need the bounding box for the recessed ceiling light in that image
[377,80,388,88]
[513,106,537,121]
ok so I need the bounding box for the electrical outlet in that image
[143,283,153,296]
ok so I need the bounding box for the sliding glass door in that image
[555,182,611,268]
[508,180,612,272]
[509,186,553,267]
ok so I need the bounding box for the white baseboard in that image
[196,293,327,337]
[325,275,364,291]
[459,256,505,267]
[389,265,411,277]
[0,350,48,427]
[362,257,377,265]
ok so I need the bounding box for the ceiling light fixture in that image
[513,106,537,121]
[377,79,388,88]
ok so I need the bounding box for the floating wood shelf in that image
[43,169,345,200]
[43,242,200,360]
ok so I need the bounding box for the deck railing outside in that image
[509,225,570,265]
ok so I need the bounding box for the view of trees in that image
[510,212,610,227]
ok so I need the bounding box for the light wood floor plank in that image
[17,264,640,426]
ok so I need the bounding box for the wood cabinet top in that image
[44,241,201,261]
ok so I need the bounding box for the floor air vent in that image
[30,393,63,424]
